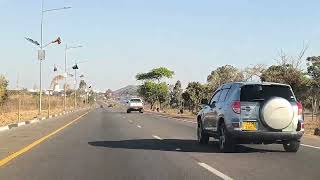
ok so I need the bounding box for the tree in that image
[260,64,309,102]
[157,82,169,109]
[243,64,266,81]
[206,65,243,97]
[78,80,87,91]
[137,81,158,109]
[88,90,96,104]
[136,67,174,83]
[182,82,205,112]
[306,56,320,114]
[136,67,174,110]
[170,80,183,108]
[105,89,113,99]
[182,91,192,111]
[0,75,8,104]
[260,44,310,103]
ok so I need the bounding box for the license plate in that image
[242,121,257,131]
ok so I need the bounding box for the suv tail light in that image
[296,121,304,131]
[231,101,241,114]
[297,101,303,115]
[301,122,304,130]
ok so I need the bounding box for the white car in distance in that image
[126,98,144,113]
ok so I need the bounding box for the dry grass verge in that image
[0,94,89,127]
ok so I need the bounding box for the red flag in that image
[52,37,61,44]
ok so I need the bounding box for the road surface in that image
[0,107,320,180]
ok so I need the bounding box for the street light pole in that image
[64,44,67,111]
[38,0,44,115]
[74,68,77,108]
[64,44,82,111]
[37,0,71,115]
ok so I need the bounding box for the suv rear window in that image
[240,84,295,102]
[130,99,142,102]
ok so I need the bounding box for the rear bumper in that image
[229,130,304,142]
[128,107,143,111]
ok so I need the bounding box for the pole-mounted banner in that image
[38,50,45,61]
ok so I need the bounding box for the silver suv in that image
[197,82,304,152]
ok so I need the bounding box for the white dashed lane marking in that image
[198,162,233,180]
[152,135,163,140]
[301,144,320,150]
[137,125,142,128]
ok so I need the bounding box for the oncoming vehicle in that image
[126,98,144,113]
[197,82,304,153]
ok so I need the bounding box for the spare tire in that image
[260,97,294,130]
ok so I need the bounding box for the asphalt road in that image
[0,107,320,180]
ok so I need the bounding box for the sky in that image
[1,0,320,91]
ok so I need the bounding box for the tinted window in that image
[219,89,229,102]
[240,85,295,102]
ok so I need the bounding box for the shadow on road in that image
[88,139,284,153]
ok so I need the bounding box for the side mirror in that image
[201,98,208,105]
[210,101,216,108]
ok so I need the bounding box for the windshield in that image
[240,85,295,102]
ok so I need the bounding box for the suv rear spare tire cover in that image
[261,97,294,130]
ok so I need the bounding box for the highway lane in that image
[0,108,219,180]
[110,108,320,180]
[0,107,320,179]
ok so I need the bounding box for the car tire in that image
[127,109,131,113]
[197,122,209,144]
[283,140,300,152]
[218,122,235,153]
[140,109,144,113]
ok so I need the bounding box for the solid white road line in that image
[30,119,39,124]
[152,135,163,140]
[0,126,9,131]
[301,144,320,150]
[198,162,233,180]
[18,122,26,126]
[137,125,142,128]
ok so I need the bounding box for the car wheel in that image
[140,109,144,113]
[218,122,234,152]
[197,122,209,144]
[127,109,131,113]
[283,140,300,152]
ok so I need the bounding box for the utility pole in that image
[64,44,82,111]
[39,0,44,115]
[17,73,21,123]
[64,44,67,111]
[48,90,51,118]
[74,68,77,109]
[37,1,70,115]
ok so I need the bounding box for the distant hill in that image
[113,85,139,97]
